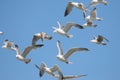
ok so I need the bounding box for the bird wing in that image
[22,44,43,57]
[39,63,46,77]
[64,2,73,16]
[57,40,64,55]
[50,64,59,72]
[32,35,40,45]
[89,0,98,7]
[64,48,89,59]
[57,21,63,29]
[90,8,97,19]
[102,36,109,42]
[63,23,84,33]
[63,74,87,79]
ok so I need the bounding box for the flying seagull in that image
[2,39,15,50]
[13,44,43,64]
[52,21,84,38]
[82,21,97,28]
[54,67,87,80]
[85,8,103,22]
[32,32,52,45]
[89,0,108,7]
[56,40,89,64]
[64,1,88,17]
[35,62,60,77]
[0,31,4,35]
[90,35,109,45]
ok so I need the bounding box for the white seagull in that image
[35,62,60,77]
[0,31,4,35]
[90,35,109,45]
[13,44,43,64]
[2,39,15,50]
[32,32,52,45]
[56,40,89,64]
[64,1,88,17]
[83,21,97,28]
[85,8,103,22]
[89,0,108,7]
[54,68,87,80]
[52,21,84,38]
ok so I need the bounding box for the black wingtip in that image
[36,44,44,47]
[15,44,19,48]
[5,39,8,41]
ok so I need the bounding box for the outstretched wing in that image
[89,0,98,7]
[103,36,109,42]
[32,34,41,45]
[90,8,97,19]
[22,44,43,57]
[64,48,89,59]
[64,2,73,16]
[50,64,59,72]
[63,74,87,79]
[63,23,84,33]
[57,40,64,55]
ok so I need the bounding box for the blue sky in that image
[0,0,119,80]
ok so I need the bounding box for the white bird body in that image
[2,39,14,50]
[83,21,97,27]
[89,0,108,7]
[52,21,83,38]
[56,40,89,64]
[0,31,4,35]
[85,8,103,22]
[14,44,43,64]
[91,35,109,45]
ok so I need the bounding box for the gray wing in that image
[63,74,87,79]
[63,23,84,33]
[64,48,89,59]
[32,35,40,45]
[64,2,73,16]
[39,62,47,77]
[103,36,109,42]
[22,44,43,57]
[35,64,45,77]
[50,64,59,72]
[57,40,64,55]
[90,8,97,19]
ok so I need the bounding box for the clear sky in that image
[0,0,119,80]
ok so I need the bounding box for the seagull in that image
[56,40,89,64]
[2,39,15,50]
[54,68,87,80]
[52,21,84,38]
[13,44,43,64]
[82,21,97,28]
[90,35,109,45]
[89,0,108,7]
[85,8,103,22]
[0,31,4,35]
[35,62,60,77]
[64,1,88,17]
[32,32,52,45]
